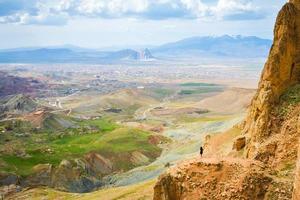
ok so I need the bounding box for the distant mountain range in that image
[152,35,272,58]
[0,35,272,63]
[0,47,154,63]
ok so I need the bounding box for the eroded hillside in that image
[154,1,300,199]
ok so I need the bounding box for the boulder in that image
[233,136,246,151]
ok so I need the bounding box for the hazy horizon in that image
[0,34,271,51]
[0,0,286,49]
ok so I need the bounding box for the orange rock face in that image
[243,1,300,155]
[293,139,300,200]
[154,157,296,200]
[290,0,300,10]
[154,158,273,200]
[242,2,300,198]
[153,1,300,200]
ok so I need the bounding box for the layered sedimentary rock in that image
[154,1,300,199]
[23,153,115,193]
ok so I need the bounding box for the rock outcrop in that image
[154,158,275,200]
[232,136,246,151]
[154,1,300,200]
[23,154,115,193]
[243,0,300,159]
[0,94,38,116]
[293,139,300,200]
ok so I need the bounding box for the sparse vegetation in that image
[178,87,223,95]
[151,88,175,98]
[280,84,300,104]
[180,82,218,87]
[277,84,300,116]
[176,115,233,123]
[7,179,156,200]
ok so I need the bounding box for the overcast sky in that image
[0,0,287,49]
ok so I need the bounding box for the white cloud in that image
[75,0,149,16]
[19,13,68,25]
[181,0,210,17]
[181,0,261,20]
[213,0,259,20]
[77,0,106,15]
[0,0,266,25]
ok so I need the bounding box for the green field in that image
[180,82,219,87]
[178,87,223,95]
[178,82,224,96]
[150,88,176,99]
[0,118,162,176]
[78,118,119,132]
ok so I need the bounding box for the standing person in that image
[200,146,204,157]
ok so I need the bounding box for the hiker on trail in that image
[200,146,204,157]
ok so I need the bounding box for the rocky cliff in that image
[294,140,300,200]
[243,0,300,160]
[154,1,300,199]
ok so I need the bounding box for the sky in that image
[0,0,287,49]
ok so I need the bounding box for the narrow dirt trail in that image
[134,94,176,121]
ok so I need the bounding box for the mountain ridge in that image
[0,35,271,63]
[152,35,272,58]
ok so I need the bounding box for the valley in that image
[0,0,297,199]
[0,61,258,199]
